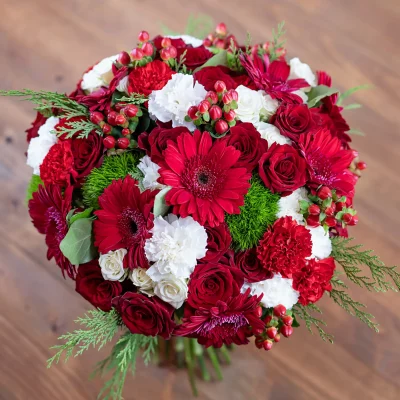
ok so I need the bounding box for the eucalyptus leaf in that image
[347,129,365,136]
[337,84,372,105]
[153,187,171,217]
[60,218,97,265]
[193,50,228,73]
[69,208,93,225]
[307,85,339,108]
[343,103,362,110]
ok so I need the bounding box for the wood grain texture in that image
[0,0,399,399]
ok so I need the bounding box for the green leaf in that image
[193,50,228,73]
[307,85,339,108]
[347,129,365,136]
[153,187,171,218]
[343,103,362,110]
[68,208,93,225]
[337,84,372,105]
[60,218,97,265]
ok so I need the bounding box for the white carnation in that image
[167,34,203,47]
[81,54,118,93]
[137,155,165,191]
[242,274,299,309]
[277,187,309,223]
[116,76,129,94]
[307,226,332,259]
[153,275,188,308]
[145,214,208,281]
[26,116,59,175]
[254,122,291,146]
[130,267,155,296]
[99,248,127,281]
[289,57,316,87]
[148,74,207,130]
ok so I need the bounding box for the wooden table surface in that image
[1,0,399,399]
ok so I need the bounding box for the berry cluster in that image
[117,30,155,67]
[185,80,238,137]
[203,22,238,49]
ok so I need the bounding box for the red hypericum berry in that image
[336,202,346,212]
[216,22,227,36]
[325,204,336,216]
[168,45,177,59]
[206,91,219,104]
[115,114,127,126]
[117,51,131,66]
[308,204,320,215]
[214,80,227,93]
[255,338,263,349]
[102,124,112,135]
[114,102,127,112]
[325,216,337,227]
[107,111,118,125]
[318,186,332,200]
[103,135,115,149]
[187,106,199,120]
[161,37,171,48]
[215,119,229,135]
[263,41,271,51]
[203,38,212,47]
[124,104,139,118]
[121,128,131,136]
[263,340,273,351]
[90,111,104,125]
[117,137,130,149]
[142,42,154,56]
[357,161,367,170]
[348,215,359,226]
[213,38,225,49]
[274,334,281,343]
[138,30,150,42]
[273,304,286,318]
[222,92,233,104]
[209,105,222,120]
[342,213,353,224]
[280,325,294,338]
[224,110,236,122]
[306,214,320,227]
[228,89,239,101]
[130,48,144,61]
[198,100,210,114]
[263,315,273,325]
[160,48,172,61]
[252,328,264,336]
[282,315,294,326]
[255,306,263,318]
[266,327,278,339]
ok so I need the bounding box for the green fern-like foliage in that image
[226,176,279,251]
[82,151,143,209]
[26,174,43,204]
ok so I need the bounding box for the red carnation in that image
[159,130,251,227]
[257,216,312,278]
[235,247,272,283]
[40,140,77,187]
[177,46,213,71]
[112,292,175,339]
[26,112,46,143]
[75,260,122,311]
[128,60,175,96]
[223,122,269,172]
[94,176,158,269]
[293,257,336,305]
[28,185,75,279]
[201,223,232,263]
[194,66,238,91]
[258,143,307,196]
[175,289,264,348]
[138,126,189,164]
[298,128,357,195]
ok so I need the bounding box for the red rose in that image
[231,74,257,90]
[112,292,175,339]
[257,216,312,278]
[75,260,122,312]
[194,66,238,91]
[224,123,269,172]
[271,103,314,142]
[201,223,232,263]
[128,60,175,96]
[138,126,189,164]
[293,257,335,305]
[40,140,77,187]
[26,112,46,143]
[152,35,186,50]
[176,46,213,71]
[258,142,307,196]
[235,247,272,283]
[187,262,244,309]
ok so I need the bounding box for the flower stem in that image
[206,347,223,380]
[220,345,231,364]
[175,337,185,368]
[193,341,211,381]
[183,338,198,396]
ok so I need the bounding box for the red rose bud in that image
[229,89,239,101]
[273,304,286,318]
[187,106,199,120]
[263,340,273,351]
[357,161,367,170]
[214,80,227,93]
[224,110,236,122]
[198,100,210,114]
[266,326,278,339]
[325,216,337,227]
[325,204,336,216]
[124,104,139,118]
[161,37,171,48]
[168,46,178,59]
[142,42,154,56]
[90,111,104,125]
[256,306,263,318]
[216,22,227,36]
[103,135,116,149]
[348,215,359,226]
[280,325,294,338]
[102,123,112,135]
[121,128,131,136]
[318,186,332,200]
[274,333,281,343]
[215,119,229,135]
[117,51,131,66]
[115,114,127,126]
[130,48,144,61]
[306,214,320,227]
[282,315,293,326]
[206,91,219,104]
[308,204,320,215]
[138,30,150,42]
[209,105,222,120]
[336,202,346,212]
[117,137,130,149]
[160,48,172,61]
[342,213,353,224]
[222,92,233,104]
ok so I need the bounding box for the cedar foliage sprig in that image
[268,21,286,62]
[117,93,148,105]
[331,237,400,292]
[56,118,101,139]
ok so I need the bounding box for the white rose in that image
[81,54,118,93]
[254,122,291,146]
[130,267,155,296]
[153,275,188,308]
[99,249,127,281]
[167,35,203,47]
[26,116,59,175]
[137,155,165,191]
[289,57,316,87]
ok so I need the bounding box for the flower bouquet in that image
[2,20,399,399]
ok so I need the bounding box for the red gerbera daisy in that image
[175,289,264,348]
[159,130,251,227]
[94,175,158,269]
[28,184,75,279]
[298,128,357,195]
